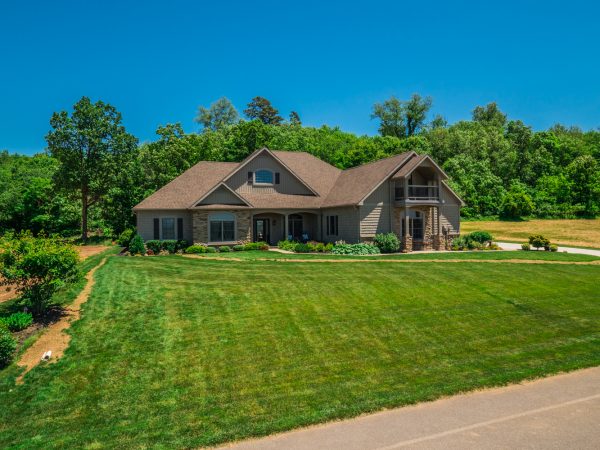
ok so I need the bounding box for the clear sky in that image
[1,0,599,154]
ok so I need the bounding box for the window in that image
[288,214,303,240]
[161,218,176,240]
[209,212,235,242]
[326,215,338,236]
[254,169,274,185]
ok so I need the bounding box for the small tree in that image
[529,234,550,251]
[244,97,284,125]
[0,234,81,316]
[289,111,302,126]
[195,97,239,131]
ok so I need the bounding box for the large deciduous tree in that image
[46,97,138,241]
[244,97,284,125]
[372,94,432,138]
[195,97,239,131]
[472,102,507,128]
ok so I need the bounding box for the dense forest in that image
[1,96,599,239]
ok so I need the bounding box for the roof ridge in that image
[341,151,414,172]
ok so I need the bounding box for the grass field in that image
[461,218,600,248]
[1,255,599,448]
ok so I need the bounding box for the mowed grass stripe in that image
[0,256,599,448]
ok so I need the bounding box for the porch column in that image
[403,177,409,199]
[284,213,289,241]
[433,205,443,251]
[402,207,413,252]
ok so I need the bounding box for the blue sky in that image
[1,0,599,155]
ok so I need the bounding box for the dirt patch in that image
[182,255,600,266]
[0,282,17,303]
[15,257,108,384]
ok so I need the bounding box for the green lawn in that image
[191,249,600,262]
[1,255,599,448]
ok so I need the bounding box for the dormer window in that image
[254,169,274,185]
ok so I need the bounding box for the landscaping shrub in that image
[0,312,33,332]
[331,243,380,255]
[219,245,231,252]
[117,229,135,247]
[145,240,162,255]
[185,245,207,254]
[468,231,494,244]
[0,233,81,316]
[373,233,400,253]
[277,240,297,251]
[293,243,311,253]
[0,325,16,368]
[529,234,550,250]
[521,243,531,251]
[176,240,189,252]
[549,244,558,252]
[324,242,334,252]
[128,234,145,255]
[161,240,179,254]
[232,245,245,251]
[244,241,269,251]
[205,247,218,253]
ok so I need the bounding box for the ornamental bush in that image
[0,233,81,316]
[373,233,400,253]
[293,243,311,253]
[232,245,245,251]
[145,240,162,254]
[128,234,145,255]
[331,243,380,255]
[550,244,558,252]
[244,241,269,251]
[0,326,16,368]
[219,245,231,252]
[468,231,494,244]
[277,240,297,251]
[185,245,207,254]
[205,247,218,253]
[529,234,550,250]
[117,229,135,247]
[0,312,33,332]
[521,243,531,251]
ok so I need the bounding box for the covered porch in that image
[393,206,446,252]
[251,210,321,245]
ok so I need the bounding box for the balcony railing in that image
[395,185,439,201]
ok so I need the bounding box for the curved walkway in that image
[222,367,600,450]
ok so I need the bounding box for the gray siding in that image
[226,154,314,195]
[199,186,246,205]
[359,182,392,239]
[322,206,360,243]
[439,183,460,234]
[136,210,193,243]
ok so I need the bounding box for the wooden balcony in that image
[395,185,440,205]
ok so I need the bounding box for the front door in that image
[253,218,270,244]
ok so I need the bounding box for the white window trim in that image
[208,213,236,243]
[161,217,176,240]
[253,169,274,186]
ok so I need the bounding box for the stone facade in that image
[192,210,252,245]
[393,206,443,253]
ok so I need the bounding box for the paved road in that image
[222,367,600,450]
[498,242,600,257]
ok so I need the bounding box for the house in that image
[133,148,463,251]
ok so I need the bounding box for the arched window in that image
[209,212,235,242]
[254,169,274,185]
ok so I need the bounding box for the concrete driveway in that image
[222,367,600,450]
[498,242,600,257]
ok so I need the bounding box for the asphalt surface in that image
[222,367,600,450]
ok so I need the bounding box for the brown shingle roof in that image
[322,152,414,207]
[270,150,341,198]
[133,149,419,211]
[133,161,238,210]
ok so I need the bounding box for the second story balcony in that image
[395,184,440,203]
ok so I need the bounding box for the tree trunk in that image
[81,189,88,242]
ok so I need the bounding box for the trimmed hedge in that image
[331,243,380,255]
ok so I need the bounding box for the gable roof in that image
[321,152,414,207]
[192,182,252,208]
[221,148,320,197]
[133,148,460,211]
[133,161,237,210]
[391,154,449,180]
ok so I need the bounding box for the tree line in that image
[1,95,599,240]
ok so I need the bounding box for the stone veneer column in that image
[236,211,252,244]
[422,207,434,250]
[192,211,209,244]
